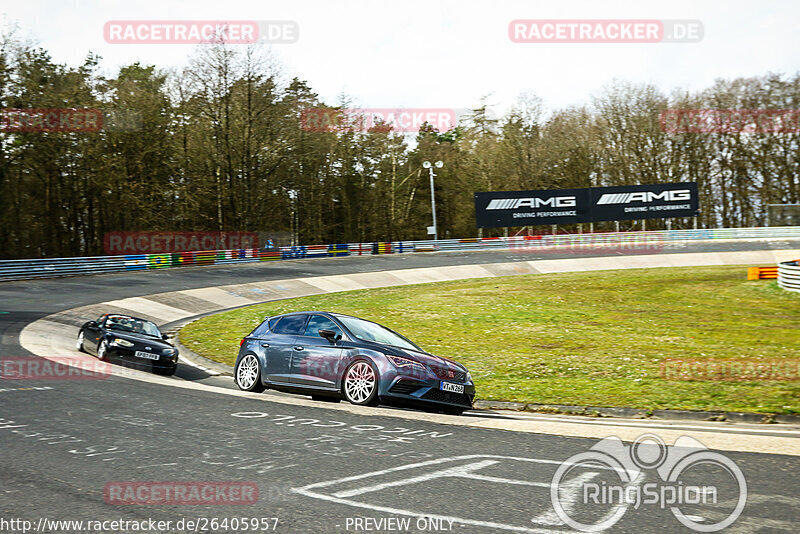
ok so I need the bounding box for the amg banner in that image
[474,182,699,228]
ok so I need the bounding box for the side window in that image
[271,315,308,335]
[303,315,343,339]
[249,320,271,338]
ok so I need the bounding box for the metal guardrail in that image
[777,260,800,292]
[1,226,799,282]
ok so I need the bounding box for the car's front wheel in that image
[342,360,379,406]
[97,340,109,361]
[235,354,265,392]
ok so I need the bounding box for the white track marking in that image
[471,411,800,435]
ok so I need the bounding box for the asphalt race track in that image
[2,240,800,533]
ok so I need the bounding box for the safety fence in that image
[1,226,799,282]
[778,260,800,292]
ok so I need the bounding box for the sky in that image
[2,0,799,118]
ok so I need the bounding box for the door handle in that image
[261,343,270,348]
[294,346,304,351]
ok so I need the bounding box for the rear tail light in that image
[240,338,245,347]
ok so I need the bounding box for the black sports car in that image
[234,311,475,414]
[76,314,179,375]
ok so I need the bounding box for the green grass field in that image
[180,266,800,414]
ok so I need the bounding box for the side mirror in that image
[162,334,170,340]
[87,321,97,328]
[319,329,338,343]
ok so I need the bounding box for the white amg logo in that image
[486,196,577,210]
[596,190,691,205]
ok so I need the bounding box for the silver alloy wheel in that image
[76,331,84,350]
[344,361,376,404]
[97,340,107,360]
[237,354,259,390]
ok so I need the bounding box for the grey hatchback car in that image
[233,311,475,414]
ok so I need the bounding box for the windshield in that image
[105,315,161,337]
[337,316,420,351]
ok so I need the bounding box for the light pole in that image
[422,160,443,240]
[284,188,298,246]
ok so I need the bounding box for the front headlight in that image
[387,355,425,371]
[466,371,473,383]
[162,348,177,356]
[111,338,134,347]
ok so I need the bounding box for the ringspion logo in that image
[550,434,746,531]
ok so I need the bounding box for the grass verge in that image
[180,265,800,414]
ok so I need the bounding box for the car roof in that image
[272,311,358,320]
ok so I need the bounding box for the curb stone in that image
[473,400,800,424]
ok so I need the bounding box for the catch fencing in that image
[1,226,799,282]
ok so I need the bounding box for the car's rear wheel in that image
[97,340,109,361]
[235,354,265,392]
[342,360,379,406]
[76,331,86,353]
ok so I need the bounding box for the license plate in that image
[440,381,464,394]
[134,351,160,360]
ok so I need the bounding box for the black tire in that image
[235,354,266,392]
[155,365,177,376]
[76,330,87,353]
[342,360,379,406]
[443,407,465,416]
[311,395,341,403]
[97,339,110,361]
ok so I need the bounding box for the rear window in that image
[249,320,271,338]
[271,315,308,335]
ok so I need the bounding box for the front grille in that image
[389,379,426,395]
[430,366,467,382]
[421,388,473,407]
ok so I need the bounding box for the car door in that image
[263,314,309,383]
[84,316,106,354]
[290,314,344,388]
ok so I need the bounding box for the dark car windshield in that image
[336,316,420,351]
[105,316,161,337]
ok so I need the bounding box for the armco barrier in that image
[777,260,800,292]
[1,226,799,282]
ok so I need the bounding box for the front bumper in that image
[382,376,475,408]
[106,346,178,370]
